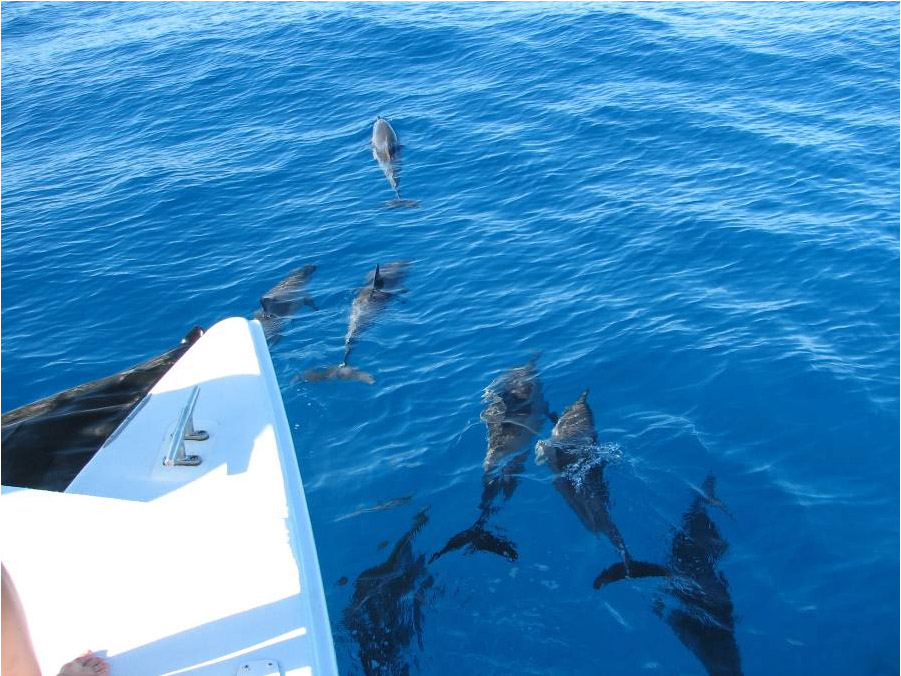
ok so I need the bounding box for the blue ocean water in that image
[2,3,898,675]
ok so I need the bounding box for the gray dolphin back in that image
[534,389,670,585]
[432,356,551,564]
[301,261,411,385]
[251,263,318,345]
[259,263,318,316]
[371,116,420,207]
[371,116,399,159]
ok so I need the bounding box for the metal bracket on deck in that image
[163,385,209,467]
[236,660,282,676]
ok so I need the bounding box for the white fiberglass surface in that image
[1,318,337,676]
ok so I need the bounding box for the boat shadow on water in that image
[0,326,204,491]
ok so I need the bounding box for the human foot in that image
[57,652,108,676]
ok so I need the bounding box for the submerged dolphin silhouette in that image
[343,508,435,676]
[595,474,743,676]
[250,263,318,344]
[535,388,669,582]
[303,261,410,385]
[431,356,556,563]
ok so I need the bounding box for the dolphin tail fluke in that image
[593,560,669,590]
[385,198,422,209]
[625,559,670,581]
[302,365,375,385]
[429,519,518,564]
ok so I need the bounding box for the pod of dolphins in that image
[335,358,742,676]
[245,116,744,676]
[1,114,741,676]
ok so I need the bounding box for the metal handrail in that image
[163,386,209,467]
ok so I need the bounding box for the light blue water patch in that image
[2,4,898,675]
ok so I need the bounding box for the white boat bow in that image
[1,317,338,676]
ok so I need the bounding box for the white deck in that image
[1,318,338,676]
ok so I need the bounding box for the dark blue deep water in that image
[2,3,899,675]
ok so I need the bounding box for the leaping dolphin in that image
[535,389,668,582]
[303,261,410,385]
[371,116,419,208]
[251,264,318,344]
[595,474,743,676]
[431,356,556,563]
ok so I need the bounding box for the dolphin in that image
[595,474,742,676]
[343,508,435,676]
[535,389,668,581]
[303,261,410,385]
[431,356,556,563]
[250,264,318,344]
[335,493,415,522]
[371,116,419,208]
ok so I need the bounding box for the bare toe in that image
[58,652,108,676]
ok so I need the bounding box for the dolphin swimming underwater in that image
[250,264,318,344]
[343,508,435,676]
[371,116,419,208]
[303,261,410,384]
[535,389,668,581]
[595,474,742,676]
[431,356,556,563]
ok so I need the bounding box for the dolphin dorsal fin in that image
[701,473,717,502]
[700,472,730,514]
[373,264,384,289]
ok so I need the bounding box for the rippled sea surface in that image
[2,4,898,675]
